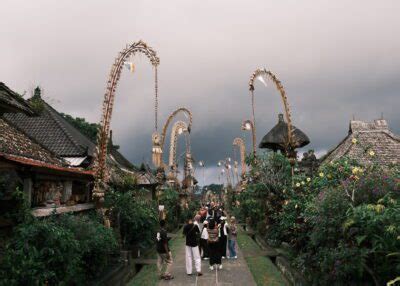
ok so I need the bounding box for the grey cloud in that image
[1,0,399,184]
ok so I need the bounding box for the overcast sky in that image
[1,0,399,184]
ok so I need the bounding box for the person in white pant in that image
[182,218,203,276]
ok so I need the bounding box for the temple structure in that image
[0,83,93,220]
[259,113,310,153]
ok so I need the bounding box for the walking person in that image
[219,217,228,259]
[183,218,203,276]
[207,219,222,270]
[227,216,238,259]
[200,220,209,260]
[156,220,174,280]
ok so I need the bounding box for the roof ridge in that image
[382,130,400,142]
[0,82,34,114]
[41,100,86,155]
[44,101,97,144]
[321,134,352,163]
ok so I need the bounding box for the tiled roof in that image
[323,119,400,166]
[0,82,34,115]
[4,100,88,157]
[0,118,64,165]
[0,118,93,175]
[3,95,152,182]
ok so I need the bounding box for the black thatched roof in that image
[259,114,310,151]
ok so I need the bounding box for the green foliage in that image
[344,195,400,280]
[61,113,100,142]
[203,183,224,195]
[112,174,139,193]
[234,152,292,235]
[0,180,33,225]
[181,199,201,223]
[57,214,118,278]
[239,151,400,284]
[29,97,45,114]
[105,189,158,249]
[159,188,181,227]
[0,213,117,286]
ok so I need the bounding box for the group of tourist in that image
[156,201,238,281]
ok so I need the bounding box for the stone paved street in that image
[159,239,256,286]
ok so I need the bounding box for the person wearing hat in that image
[219,216,228,259]
[200,220,209,260]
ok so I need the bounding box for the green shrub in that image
[241,151,400,284]
[105,189,158,249]
[0,219,82,286]
[0,214,118,285]
[58,214,118,278]
[159,188,181,228]
[181,199,201,223]
[344,195,400,282]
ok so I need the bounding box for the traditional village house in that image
[0,83,93,222]
[3,86,158,200]
[322,118,400,166]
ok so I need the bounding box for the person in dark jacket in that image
[156,220,173,280]
[207,219,222,270]
[183,218,203,276]
[219,217,228,259]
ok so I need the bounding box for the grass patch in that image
[237,232,286,286]
[128,264,159,286]
[127,231,184,286]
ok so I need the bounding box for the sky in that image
[1,0,399,184]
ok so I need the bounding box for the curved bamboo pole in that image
[153,107,192,168]
[241,119,256,154]
[248,68,294,153]
[168,121,189,173]
[93,40,160,202]
[161,107,192,147]
[233,137,247,177]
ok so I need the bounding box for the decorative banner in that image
[124,62,135,73]
[256,73,268,87]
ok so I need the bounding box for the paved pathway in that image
[159,240,256,286]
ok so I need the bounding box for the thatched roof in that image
[259,114,310,151]
[322,118,400,166]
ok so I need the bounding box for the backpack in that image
[207,228,219,243]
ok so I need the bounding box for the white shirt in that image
[201,226,209,239]
[223,223,228,236]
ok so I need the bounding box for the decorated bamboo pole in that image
[233,137,247,178]
[248,68,297,175]
[241,119,256,155]
[154,107,192,169]
[93,41,160,206]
